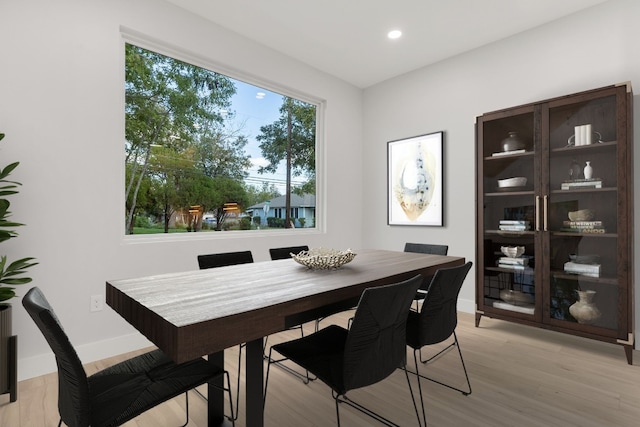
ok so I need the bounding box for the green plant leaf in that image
[0,162,20,181]
[0,278,32,285]
[0,220,24,228]
[0,256,38,286]
[0,287,16,302]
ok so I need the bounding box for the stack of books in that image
[561,220,605,234]
[561,178,602,190]
[564,261,600,277]
[498,256,529,270]
[499,220,530,231]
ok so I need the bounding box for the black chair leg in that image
[414,331,472,396]
[413,350,428,426]
[263,325,315,384]
[180,391,189,427]
[403,366,423,427]
[194,347,241,421]
[332,370,421,427]
[334,393,414,427]
[193,369,237,424]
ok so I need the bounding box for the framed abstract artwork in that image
[388,131,444,226]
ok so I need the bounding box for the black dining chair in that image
[265,275,424,426]
[196,250,253,419]
[406,262,473,426]
[265,245,314,383]
[404,243,449,256]
[268,245,309,260]
[22,286,235,427]
[404,242,449,308]
[197,250,254,269]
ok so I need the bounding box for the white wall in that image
[363,0,640,344]
[0,0,363,380]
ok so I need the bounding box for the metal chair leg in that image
[263,325,315,384]
[334,386,420,427]
[194,353,239,423]
[179,391,189,427]
[414,331,472,396]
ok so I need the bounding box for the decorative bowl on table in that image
[497,177,527,188]
[568,209,595,221]
[292,248,356,270]
[501,246,525,258]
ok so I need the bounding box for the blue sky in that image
[228,79,307,194]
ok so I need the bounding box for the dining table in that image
[106,248,465,427]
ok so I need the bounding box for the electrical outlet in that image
[90,294,104,312]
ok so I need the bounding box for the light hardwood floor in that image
[2,311,640,426]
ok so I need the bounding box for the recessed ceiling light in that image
[388,30,402,40]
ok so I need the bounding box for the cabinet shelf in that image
[486,266,535,275]
[486,230,535,237]
[551,187,616,194]
[476,83,633,364]
[551,271,618,285]
[484,151,535,161]
[551,140,617,153]
[550,231,617,238]
[486,190,535,197]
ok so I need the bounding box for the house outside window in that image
[248,194,315,228]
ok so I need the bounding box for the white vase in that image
[569,290,601,324]
[583,161,593,180]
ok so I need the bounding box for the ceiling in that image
[165,0,608,89]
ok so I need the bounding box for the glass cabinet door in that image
[477,107,540,321]
[544,89,624,336]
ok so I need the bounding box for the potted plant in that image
[0,132,37,401]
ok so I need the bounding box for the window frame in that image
[120,28,325,243]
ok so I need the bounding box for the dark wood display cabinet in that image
[475,83,634,363]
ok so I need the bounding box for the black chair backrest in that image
[22,287,91,427]
[404,242,449,255]
[197,250,254,269]
[418,261,473,345]
[343,275,423,392]
[269,245,309,260]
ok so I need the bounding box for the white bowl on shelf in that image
[568,209,595,221]
[497,177,527,188]
[501,246,525,258]
[500,289,534,305]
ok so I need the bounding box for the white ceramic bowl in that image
[568,209,595,221]
[497,177,527,188]
[500,289,534,304]
[501,246,525,258]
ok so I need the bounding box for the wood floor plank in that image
[2,311,640,426]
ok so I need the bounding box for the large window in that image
[124,43,317,235]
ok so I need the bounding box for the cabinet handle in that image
[535,196,540,231]
[543,195,548,232]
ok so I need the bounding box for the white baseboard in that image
[458,297,475,314]
[18,333,152,381]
